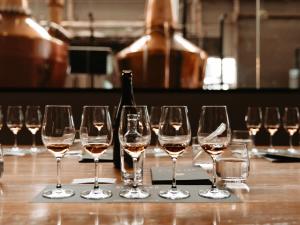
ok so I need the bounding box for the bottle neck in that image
[121,75,135,105]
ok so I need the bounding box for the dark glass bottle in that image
[113,70,135,169]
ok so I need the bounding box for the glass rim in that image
[122,105,148,108]
[161,105,187,108]
[284,106,299,110]
[227,142,247,148]
[83,105,109,108]
[265,106,279,109]
[45,105,72,108]
[202,105,227,108]
[26,105,40,108]
[7,105,22,108]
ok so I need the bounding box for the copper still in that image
[117,0,207,89]
[0,0,68,88]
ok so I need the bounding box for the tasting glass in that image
[119,105,151,199]
[7,106,23,152]
[283,107,299,153]
[158,106,191,200]
[216,143,250,184]
[79,106,113,199]
[264,107,280,153]
[150,106,163,154]
[245,107,262,156]
[197,106,231,199]
[41,105,76,199]
[25,106,42,153]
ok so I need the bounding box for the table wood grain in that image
[0,147,300,225]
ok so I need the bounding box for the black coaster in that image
[32,184,240,203]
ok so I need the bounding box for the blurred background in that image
[0,0,299,89]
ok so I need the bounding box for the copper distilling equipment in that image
[117,0,207,89]
[0,0,68,88]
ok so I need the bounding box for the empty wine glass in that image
[7,106,23,152]
[158,106,191,200]
[245,107,262,156]
[197,106,231,199]
[150,106,163,154]
[41,105,76,199]
[80,106,113,199]
[264,107,280,153]
[25,106,42,153]
[119,105,151,199]
[283,107,299,154]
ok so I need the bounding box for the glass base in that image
[199,187,230,199]
[267,148,279,153]
[30,147,39,153]
[81,188,112,200]
[11,146,22,153]
[120,186,150,199]
[43,188,74,199]
[287,148,298,154]
[159,188,190,200]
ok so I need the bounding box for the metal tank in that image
[0,0,68,88]
[117,0,207,89]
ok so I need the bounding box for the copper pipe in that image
[48,0,64,24]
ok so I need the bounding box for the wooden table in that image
[1,147,300,225]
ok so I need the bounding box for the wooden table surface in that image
[1,147,300,225]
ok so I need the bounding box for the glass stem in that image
[133,157,138,189]
[212,157,217,189]
[171,157,177,190]
[14,133,18,149]
[251,134,256,149]
[289,134,293,149]
[270,134,273,149]
[32,133,36,148]
[94,158,99,190]
[56,158,62,189]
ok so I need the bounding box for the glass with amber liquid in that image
[79,106,113,200]
[245,106,262,156]
[7,106,24,153]
[283,107,299,153]
[25,105,42,153]
[197,106,231,199]
[41,105,75,199]
[158,106,191,200]
[119,106,151,199]
[264,107,280,153]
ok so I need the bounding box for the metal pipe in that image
[256,0,261,89]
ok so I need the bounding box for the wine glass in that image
[158,106,191,200]
[7,106,23,152]
[25,106,42,153]
[283,107,299,153]
[119,105,151,199]
[264,107,280,153]
[80,106,113,199]
[150,106,163,154]
[41,105,76,199]
[245,107,262,156]
[197,106,231,199]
